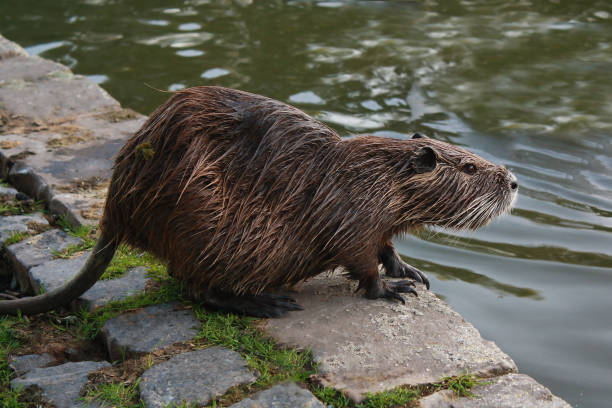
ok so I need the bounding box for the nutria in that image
[0,86,518,317]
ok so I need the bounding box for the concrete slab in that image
[418,373,571,408]
[263,272,517,402]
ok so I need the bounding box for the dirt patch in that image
[81,201,105,221]
[11,314,107,364]
[45,126,94,148]
[95,108,140,123]
[55,176,109,194]
[0,140,22,149]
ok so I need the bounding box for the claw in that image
[388,280,418,297]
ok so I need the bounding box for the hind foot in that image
[379,244,430,289]
[193,288,303,318]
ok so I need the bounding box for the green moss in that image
[136,142,155,160]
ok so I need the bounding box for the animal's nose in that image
[509,172,518,191]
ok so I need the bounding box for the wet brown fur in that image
[101,86,516,302]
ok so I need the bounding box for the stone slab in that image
[75,266,149,311]
[10,360,109,408]
[418,373,571,408]
[229,383,325,408]
[100,302,199,361]
[0,213,49,245]
[0,55,70,83]
[0,72,119,121]
[0,34,27,59]
[263,272,517,402]
[8,353,55,377]
[28,251,89,294]
[139,347,257,408]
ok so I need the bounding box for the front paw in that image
[365,280,418,304]
[386,261,430,290]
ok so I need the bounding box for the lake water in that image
[1,1,611,406]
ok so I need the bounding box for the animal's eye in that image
[462,163,477,175]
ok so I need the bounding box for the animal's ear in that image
[411,133,427,139]
[411,146,437,173]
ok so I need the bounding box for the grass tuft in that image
[83,379,143,408]
[357,386,420,408]
[435,371,489,398]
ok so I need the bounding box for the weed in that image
[0,316,25,406]
[312,386,351,408]
[3,231,28,246]
[435,372,489,398]
[195,309,314,389]
[357,386,420,408]
[83,379,143,408]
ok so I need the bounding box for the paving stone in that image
[229,383,325,408]
[75,266,149,311]
[7,228,82,269]
[0,213,49,245]
[0,34,27,59]
[100,302,199,361]
[418,373,571,408]
[139,347,257,408]
[263,272,517,402]
[28,249,89,294]
[8,353,55,377]
[10,360,109,408]
[6,228,82,291]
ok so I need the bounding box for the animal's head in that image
[399,133,518,230]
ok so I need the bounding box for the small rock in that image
[75,266,149,311]
[100,302,199,361]
[139,347,257,408]
[418,373,571,408]
[10,360,109,408]
[8,353,55,377]
[229,383,325,408]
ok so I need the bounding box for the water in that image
[1,1,611,406]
